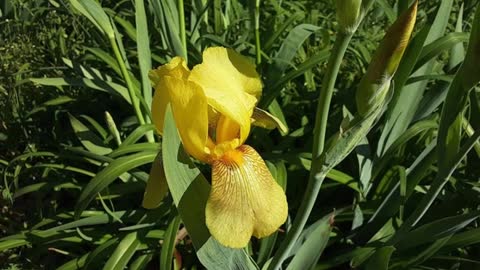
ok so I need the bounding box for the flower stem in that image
[268,32,353,270]
[110,37,145,126]
[178,0,188,63]
[313,32,353,157]
[253,0,261,65]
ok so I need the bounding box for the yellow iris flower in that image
[149,47,288,248]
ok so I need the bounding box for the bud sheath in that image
[336,0,362,33]
[356,0,418,116]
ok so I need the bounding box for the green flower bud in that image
[356,0,418,116]
[105,111,121,146]
[336,0,362,33]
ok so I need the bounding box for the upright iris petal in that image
[163,76,211,163]
[189,47,262,144]
[148,47,288,248]
[150,57,190,135]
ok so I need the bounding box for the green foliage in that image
[1,0,480,269]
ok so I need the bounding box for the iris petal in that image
[205,145,288,248]
[150,57,190,134]
[251,107,289,134]
[142,154,168,209]
[189,47,262,144]
[216,115,241,144]
[164,76,210,163]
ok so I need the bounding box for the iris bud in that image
[336,0,362,33]
[356,0,418,116]
[105,111,121,146]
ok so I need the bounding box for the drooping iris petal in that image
[251,107,289,134]
[150,57,190,134]
[189,47,262,144]
[205,145,288,248]
[164,76,210,163]
[142,154,167,209]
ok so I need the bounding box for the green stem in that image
[268,32,353,270]
[313,32,353,157]
[268,169,327,270]
[178,0,188,62]
[254,0,261,65]
[110,37,145,126]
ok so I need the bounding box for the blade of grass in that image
[449,3,465,69]
[389,128,480,245]
[129,253,153,270]
[397,236,452,269]
[74,151,157,219]
[68,113,112,155]
[286,213,333,270]
[375,0,396,23]
[263,12,301,52]
[69,0,114,38]
[263,23,321,105]
[30,77,132,104]
[104,231,143,270]
[86,47,121,76]
[83,238,121,269]
[260,48,330,108]
[160,215,181,270]
[135,0,154,145]
[364,246,395,270]
[395,211,480,251]
[413,32,469,71]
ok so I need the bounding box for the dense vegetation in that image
[1,0,480,269]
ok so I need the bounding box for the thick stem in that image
[267,168,326,270]
[312,32,353,158]
[267,32,353,270]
